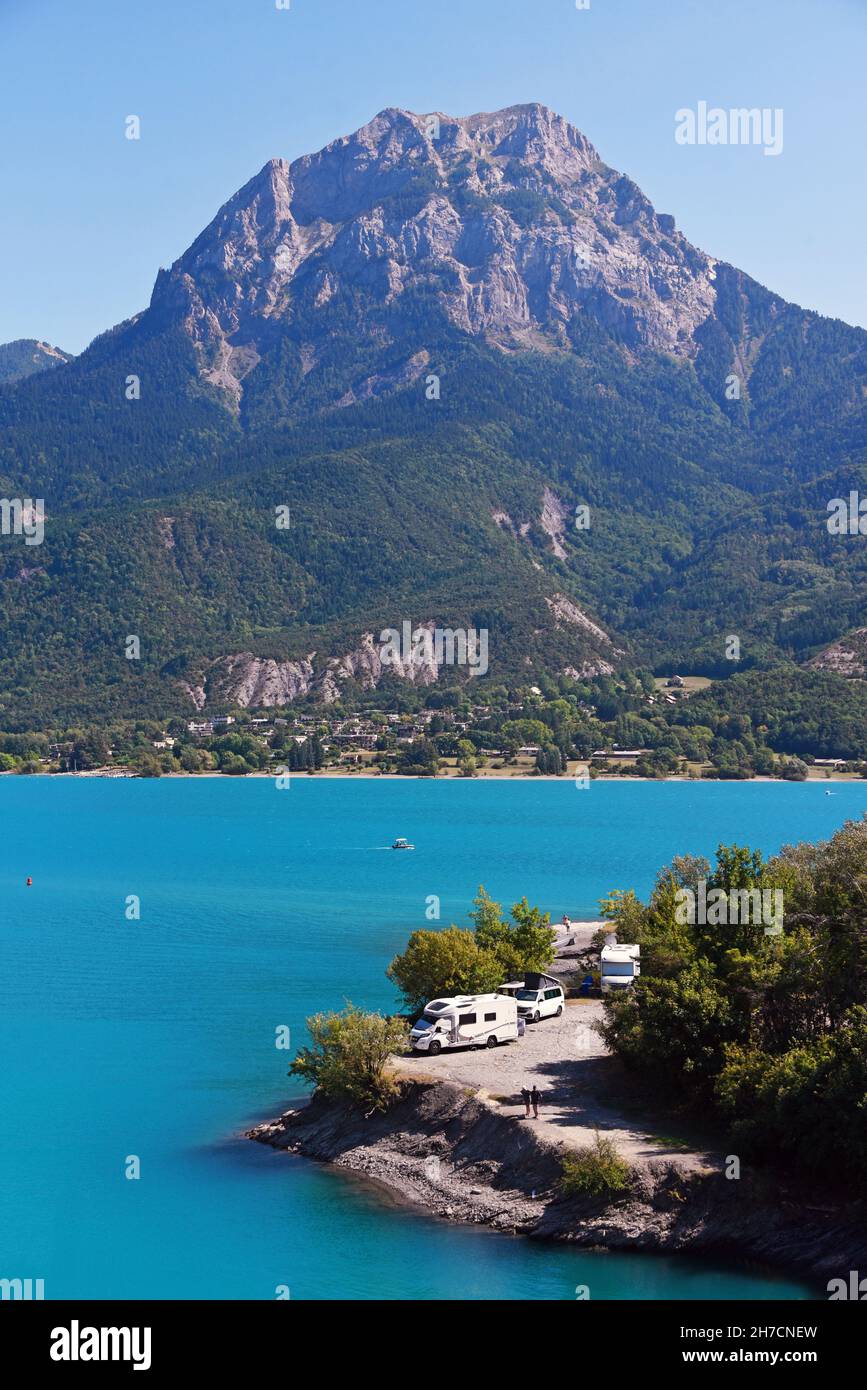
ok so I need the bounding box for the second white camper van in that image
[410,993,519,1053]
[600,943,641,991]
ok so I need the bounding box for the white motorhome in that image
[600,943,641,991]
[410,993,519,1053]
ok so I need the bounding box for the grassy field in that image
[653,675,714,698]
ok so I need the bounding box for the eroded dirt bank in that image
[248,1078,866,1286]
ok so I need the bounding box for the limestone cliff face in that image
[186,622,489,708]
[323,628,439,692]
[179,602,617,708]
[148,102,724,404]
[204,652,318,707]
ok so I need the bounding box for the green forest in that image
[599,819,867,1187]
[1,204,866,739]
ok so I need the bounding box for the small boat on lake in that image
[392,837,415,850]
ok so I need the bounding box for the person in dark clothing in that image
[530,1085,540,1119]
[520,1086,531,1118]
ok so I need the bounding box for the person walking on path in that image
[521,1086,531,1118]
[530,1085,540,1120]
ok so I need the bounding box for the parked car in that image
[500,974,565,1023]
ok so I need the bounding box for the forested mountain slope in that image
[1,104,864,726]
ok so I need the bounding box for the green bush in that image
[134,752,162,778]
[289,1003,409,1113]
[560,1133,632,1198]
[716,1007,867,1182]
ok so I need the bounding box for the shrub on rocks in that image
[290,1003,409,1113]
[560,1133,632,1199]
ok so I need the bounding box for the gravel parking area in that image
[395,960,718,1173]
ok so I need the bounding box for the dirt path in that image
[394,997,719,1173]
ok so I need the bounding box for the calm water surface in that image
[3,777,860,1299]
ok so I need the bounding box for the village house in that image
[332,732,378,750]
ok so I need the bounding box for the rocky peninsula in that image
[250,933,867,1287]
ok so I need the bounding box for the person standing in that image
[530,1085,540,1119]
[521,1086,531,1118]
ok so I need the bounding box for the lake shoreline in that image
[11,769,865,784]
[248,1079,862,1292]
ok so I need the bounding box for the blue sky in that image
[2,0,865,353]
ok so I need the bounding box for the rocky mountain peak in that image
[460,101,601,173]
[147,103,724,402]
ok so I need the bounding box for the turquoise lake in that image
[2,776,861,1301]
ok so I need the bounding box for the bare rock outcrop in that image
[0,338,73,385]
[807,629,867,678]
[148,103,724,410]
[540,487,569,560]
[204,652,318,707]
[182,622,450,709]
